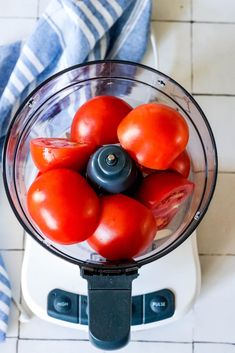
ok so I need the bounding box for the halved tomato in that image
[154,208,178,230]
[30,138,95,172]
[136,171,194,230]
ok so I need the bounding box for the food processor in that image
[3,60,217,350]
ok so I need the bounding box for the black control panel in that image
[48,288,175,325]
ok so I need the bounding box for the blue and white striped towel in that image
[0,0,151,150]
[0,256,11,342]
[0,0,152,342]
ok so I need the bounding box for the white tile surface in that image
[193,96,235,172]
[2,251,23,337]
[0,177,24,250]
[152,21,191,91]
[194,256,235,343]
[0,18,36,45]
[194,343,235,353]
[20,316,88,340]
[197,174,235,254]
[193,0,235,23]
[193,23,235,94]
[132,311,194,342]
[0,338,17,353]
[0,0,38,18]
[38,0,49,17]
[152,0,191,21]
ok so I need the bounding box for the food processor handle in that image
[81,268,138,350]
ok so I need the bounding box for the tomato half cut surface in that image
[118,103,189,169]
[136,171,194,230]
[155,208,178,230]
[87,194,156,261]
[27,169,100,244]
[30,138,95,172]
[71,95,132,147]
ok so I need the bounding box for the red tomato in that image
[169,150,191,178]
[71,96,132,147]
[136,172,194,230]
[87,194,156,261]
[30,138,95,173]
[27,169,100,244]
[118,103,189,169]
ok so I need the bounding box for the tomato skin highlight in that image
[136,171,194,230]
[30,138,95,173]
[118,103,189,170]
[87,194,156,261]
[27,169,100,244]
[71,96,132,147]
[169,150,191,178]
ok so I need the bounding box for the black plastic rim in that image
[2,60,218,271]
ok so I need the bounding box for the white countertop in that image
[1,1,235,353]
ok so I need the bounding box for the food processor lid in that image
[2,60,218,272]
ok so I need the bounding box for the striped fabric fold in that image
[0,256,11,342]
[0,0,151,150]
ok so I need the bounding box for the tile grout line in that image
[0,16,37,20]
[217,171,235,174]
[194,341,235,345]
[16,337,19,353]
[0,249,25,251]
[199,253,235,256]
[151,19,235,25]
[131,340,192,344]
[193,93,235,97]
[16,337,194,343]
[13,337,235,345]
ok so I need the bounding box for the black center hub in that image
[86,144,140,194]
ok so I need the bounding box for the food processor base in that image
[20,32,201,331]
[21,231,200,331]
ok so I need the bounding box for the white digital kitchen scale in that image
[19,30,201,330]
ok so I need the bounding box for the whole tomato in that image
[27,169,100,244]
[30,138,95,173]
[118,103,189,169]
[136,171,194,230]
[169,150,191,178]
[87,194,156,261]
[71,96,132,147]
